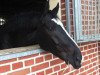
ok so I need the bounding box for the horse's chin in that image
[56,46,81,69]
[65,58,81,69]
[72,63,81,69]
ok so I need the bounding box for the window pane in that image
[66,0,100,42]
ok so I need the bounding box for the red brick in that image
[93,44,96,47]
[0,58,17,64]
[87,68,94,73]
[87,50,92,54]
[89,64,92,68]
[88,45,92,49]
[70,3,73,8]
[75,70,79,74]
[95,48,97,51]
[70,9,73,14]
[62,21,66,26]
[80,72,87,75]
[61,63,67,69]
[61,3,65,9]
[69,0,72,2]
[82,60,90,66]
[61,0,65,3]
[98,52,100,55]
[82,51,86,56]
[35,57,44,63]
[12,62,23,70]
[91,58,97,62]
[84,56,88,60]
[84,46,88,50]
[37,71,44,75]
[80,47,84,51]
[50,59,63,66]
[25,59,34,66]
[89,55,92,59]
[8,68,30,75]
[81,0,84,4]
[61,10,66,15]
[93,71,97,75]
[98,42,100,46]
[54,66,60,71]
[93,62,96,66]
[93,53,97,57]
[0,65,10,73]
[46,68,53,74]
[70,72,76,75]
[80,67,85,72]
[98,47,100,51]
[45,54,52,61]
[51,73,57,75]
[58,70,65,75]
[32,62,49,72]
[62,68,70,74]
[99,67,100,72]
[62,15,66,20]
[91,49,95,53]
[85,65,89,70]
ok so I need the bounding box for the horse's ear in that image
[51,3,59,15]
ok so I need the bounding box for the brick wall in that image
[98,41,100,73]
[78,42,99,75]
[61,0,66,27]
[0,42,99,75]
[0,0,100,75]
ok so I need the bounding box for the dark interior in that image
[0,0,47,16]
[0,0,48,50]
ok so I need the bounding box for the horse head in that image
[37,3,82,69]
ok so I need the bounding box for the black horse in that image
[0,0,47,48]
[0,0,82,69]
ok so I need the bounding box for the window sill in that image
[0,45,44,61]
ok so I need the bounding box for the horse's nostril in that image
[75,61,81,69]
[77,63,81,68]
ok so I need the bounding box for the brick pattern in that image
[0,0,100,75]
[68,0,75,37]
[61,0,66,27]
[0,42,99,75]
[98,41,100,73]
[81,0,97,35]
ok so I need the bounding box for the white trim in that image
[0,45,44,61]
[0,49,44,61]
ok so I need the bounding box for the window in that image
[0,0,62,60]
[66,0,100,43]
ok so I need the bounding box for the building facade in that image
[0,0,100,75]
